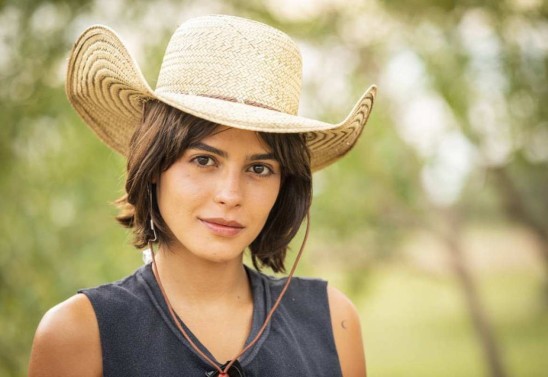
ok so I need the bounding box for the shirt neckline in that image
[138,262,272,367]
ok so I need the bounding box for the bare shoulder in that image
[327,285,366,377]
[28,293,102,377]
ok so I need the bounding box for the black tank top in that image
[79,263,343,376]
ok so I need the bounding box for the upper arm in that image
[28,293,102,377]
[328,285,366,377]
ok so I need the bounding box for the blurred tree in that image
[0,1,129,375]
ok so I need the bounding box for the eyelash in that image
[190,155,275,177]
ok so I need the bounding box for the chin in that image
[190,243,246,264]
[198,252,243,265]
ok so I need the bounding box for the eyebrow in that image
[189,142,277,161]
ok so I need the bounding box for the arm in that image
[28,294,102,377]
[328,285,366,377]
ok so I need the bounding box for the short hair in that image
[116,100,312,273]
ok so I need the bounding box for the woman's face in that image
[156,127,281,263]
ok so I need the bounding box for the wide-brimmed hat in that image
[66,14,376,171]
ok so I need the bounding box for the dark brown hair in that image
[116,100,312,272]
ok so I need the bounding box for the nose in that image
[213,168,243,207]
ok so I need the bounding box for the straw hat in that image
[66,14,376,171]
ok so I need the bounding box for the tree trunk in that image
[490,166,548,272]
[433,208,508,377]
[490,166,548,306]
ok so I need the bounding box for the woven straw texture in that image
[66,14,377,171]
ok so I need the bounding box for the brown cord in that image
[150,212,310,374]
[151,247,223,373]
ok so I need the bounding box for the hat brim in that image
[66,25,376,171]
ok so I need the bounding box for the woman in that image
[29,15,376,376]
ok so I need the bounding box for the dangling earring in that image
[148,184,158,243]
[149,218,158,243]
[144,184,158,264]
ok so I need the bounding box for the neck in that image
[152,243,251,307]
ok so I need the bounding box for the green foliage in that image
[0,0,546,376]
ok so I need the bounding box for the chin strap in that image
[150,212,311,375]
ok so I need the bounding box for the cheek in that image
[158,171,205,216]
[250,180,281,218]
[267,184,281,210]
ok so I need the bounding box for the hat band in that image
[188,93,282,112]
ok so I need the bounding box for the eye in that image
[192,155,216,167]
[248,164,273,176]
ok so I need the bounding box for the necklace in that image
[149,214,310,375]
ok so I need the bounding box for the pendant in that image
[205,360,246,377]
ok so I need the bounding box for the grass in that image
[356,264,547,376]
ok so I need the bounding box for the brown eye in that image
[193,156,215,166]
[248,164,272,176]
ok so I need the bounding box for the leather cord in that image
[149,212,310,375]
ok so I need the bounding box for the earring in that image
[150,219,158,243]
[148,184,158,243]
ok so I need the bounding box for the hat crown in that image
[156,15,302,114]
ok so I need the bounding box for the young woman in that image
[29,15,376,377]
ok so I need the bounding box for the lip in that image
[199,217,245,237]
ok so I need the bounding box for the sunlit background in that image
[1,0,547,376]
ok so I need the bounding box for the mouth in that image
[199,217,245,237]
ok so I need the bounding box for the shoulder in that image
[327,285,367,377]
[256,268,327,296]
[28,294,102,377]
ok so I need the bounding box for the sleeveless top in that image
[78,263,343,377]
